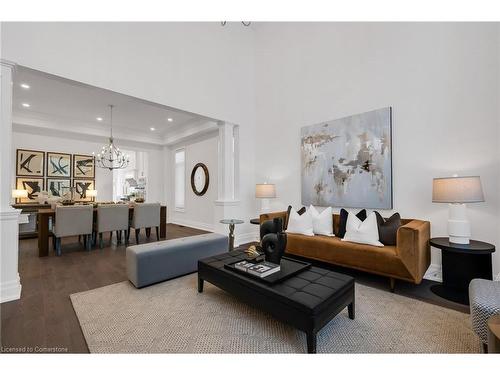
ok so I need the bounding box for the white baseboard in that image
[169,218,214,233]
[423,263,442,282]
[423,265,500,283]
[1,276,22,303]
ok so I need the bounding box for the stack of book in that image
[234,260,281,278]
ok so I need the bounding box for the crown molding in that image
[0,59,17,70]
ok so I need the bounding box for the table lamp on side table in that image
[255,183,276,213]
[87,189,97,202]
[12,189,28,204]
[432,175,484,244]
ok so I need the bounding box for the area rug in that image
[70,274,480,353]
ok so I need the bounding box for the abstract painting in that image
[16,149,45,177]
[301,107,392,209]
[73,154,95,178]
[47,178,71,197]
[47,152,71,178]
[16,177,44,203]
[73,179,95,202]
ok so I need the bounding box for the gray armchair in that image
[96,204,130,248]
[128,203,160,244]
[53,205,93,256]
[469,278,500,352]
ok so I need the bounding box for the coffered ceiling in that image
[12,66,217,146]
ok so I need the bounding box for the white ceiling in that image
[12,66,216,145]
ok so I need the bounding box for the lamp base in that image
[259,198,270,213]
[448,203,471,245]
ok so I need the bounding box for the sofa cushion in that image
[285,205,306,229]
[309,205,334,236]
[286,209,314,236]
[285,233,415,282]
[342,212,383,247]
[375,212,402,246]
[337,208,367,238]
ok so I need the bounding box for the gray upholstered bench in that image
[126,233,228,288]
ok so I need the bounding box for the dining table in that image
[37,205,167,257]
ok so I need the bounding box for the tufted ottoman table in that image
[197,250,355,353]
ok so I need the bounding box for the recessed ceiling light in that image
[150,127,156,131]
[96,117,103,121]
[167,118,173,122]
[20,83,30,89]
[21,103,30,108]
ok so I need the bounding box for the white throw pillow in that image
[286,209,314,236]
[309,205,335,236]
[341,212,384,247]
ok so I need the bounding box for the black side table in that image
[430,237,495,305]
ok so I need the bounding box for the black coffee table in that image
[198,250,355,353]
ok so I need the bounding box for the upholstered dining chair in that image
[53,205,93,256]
[128,203,160,244]
[96,204,130,248]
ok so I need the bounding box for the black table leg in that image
[348,301,355,319]
[306,332,317,353]
[198,277,204,293]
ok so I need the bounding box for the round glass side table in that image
[220,219,244,251]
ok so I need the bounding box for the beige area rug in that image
[70,274,480,353]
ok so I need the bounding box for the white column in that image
[0,59,22,303]
[214,122,241,237]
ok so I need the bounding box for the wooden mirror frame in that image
[190,163,209,196]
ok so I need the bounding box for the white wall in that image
[12,128,166,203]
[253,23,500,277]
[168,134,218,230]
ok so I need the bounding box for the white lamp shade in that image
[12,189,28,199]
[87,189,97,198]
[255,184,276,198]
[432,176,484,203]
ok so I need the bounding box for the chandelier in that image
[94,105,129,170]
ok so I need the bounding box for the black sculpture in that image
[260,217,287,264]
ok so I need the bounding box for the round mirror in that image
[191,163,209,196]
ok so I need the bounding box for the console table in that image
[37,205,167,257]
[429,237,495,305]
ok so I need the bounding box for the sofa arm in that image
[396,220,431,283]
[259,211,287,225]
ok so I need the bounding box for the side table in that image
[429,237,495,305]
[220,219,244,251]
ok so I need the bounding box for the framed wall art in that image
[16,149,45,177]
[73,179,95,202]
[301,107,393,209]
[47,152,71,178]
[47,178,71,198]
[73,154,95,179]
[16,177,44,203]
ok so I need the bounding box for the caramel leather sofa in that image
[260,211,431,290]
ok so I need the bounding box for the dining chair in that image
[96,204,130,248]
[53,205,93,256]
[128,203,161,244]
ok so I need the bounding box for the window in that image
[174,149,185,211]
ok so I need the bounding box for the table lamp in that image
[432,176,484,244]
[12,189,28,204]
[255,183,276,212]
[87,189,97,202]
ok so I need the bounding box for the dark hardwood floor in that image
[0,224,208,353]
